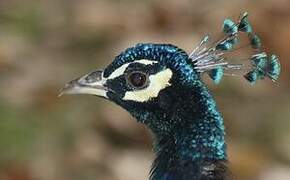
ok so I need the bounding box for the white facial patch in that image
[107,59,158,80]
[134,59,158,65]
[122,68,173,102]
[107,63,130,80]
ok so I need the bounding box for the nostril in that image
[83,70,103,83]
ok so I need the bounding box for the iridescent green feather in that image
[223,19,238,34]
[208,67,224,84]
[238,12,253,33]
[244,70,258,85]
[267,55,281,81]
[249,33,262,49]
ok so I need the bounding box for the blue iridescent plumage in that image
[244,70,258,84]
[61,12,280,180]
[189,12,281,85]
[251,53,267,68]
[223,19,238,34]
[249,33,262,49]
[104,43,199,85]
[238,12,252,33]
[209,67,224,84]
[103,43,228,180]
[267,55,281,80]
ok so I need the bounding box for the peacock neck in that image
[150,82,228,180]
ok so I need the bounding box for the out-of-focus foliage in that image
[0,0,289,180]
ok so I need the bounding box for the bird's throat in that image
[150,83,228,180]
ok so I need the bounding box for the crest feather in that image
[189,12,281,84]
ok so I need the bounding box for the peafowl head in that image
[60,43,201,136]
[60,12,280,179]
[60,12,280,135]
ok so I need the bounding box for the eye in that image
[127,71,148,89]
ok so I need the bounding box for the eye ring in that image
[126,71,149,89]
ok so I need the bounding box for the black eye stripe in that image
[105,61,164,95]
[127,63,151,71]
[126,62,163,74]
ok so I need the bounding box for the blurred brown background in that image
[0,0,289,180]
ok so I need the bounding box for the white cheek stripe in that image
[107,63,130,80]
[135,59,158,65]
[107,59,159,80]
[122,68,173,102]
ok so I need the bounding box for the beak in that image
[59,70,108,98]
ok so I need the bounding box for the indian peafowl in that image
[59,12,281,180]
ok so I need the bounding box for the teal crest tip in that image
[189,12,281,84]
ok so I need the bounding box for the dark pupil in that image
[129,72,146,87]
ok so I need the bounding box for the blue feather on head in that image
[190,12,281,85]
[60,12,281,180]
